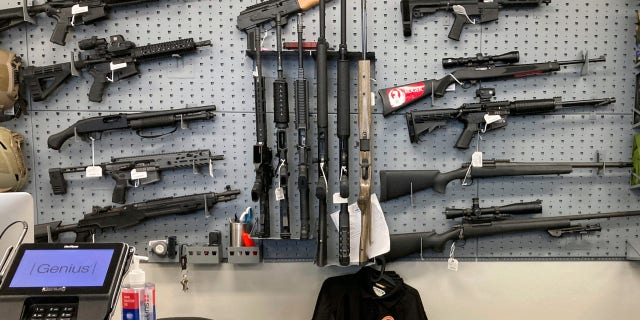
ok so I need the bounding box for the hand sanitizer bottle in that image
[121,256,156,320]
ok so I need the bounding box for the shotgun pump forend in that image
[379,159,633,201]
[384,209,640,262]
[444,198,543,222]
[406,88,615,149]
[49,149,224,204]
[34,187,241,243]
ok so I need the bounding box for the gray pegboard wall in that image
[0,0,638,263]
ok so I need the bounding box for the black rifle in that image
[384,209,640,261]
[18,35,211,103]
[401,0,550,40]
[49,149,224,204]
[295,13,311,240]
[0,0,158,46]
[379,159,633,201]
[379,53,605,116]
[236,0,325,51]
[406,88,615,149]
[47,105,216,150]
[273,14,291,239]
[34,188,240,243]
[444,197,543,222]
[315,0,329,267]
[336,0,350,266]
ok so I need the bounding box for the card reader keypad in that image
[26,304,77,320]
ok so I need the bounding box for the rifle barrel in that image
[557,56,606,65]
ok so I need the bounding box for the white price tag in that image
[445,83,456,92]
[85,166,103,178]
[130,169,148,180]
[484,114,503,126]
[71,4,89,15]
[110,62,128,71]
[332,193,348,204]
[275,187,285,201]
[471,151,483,167]
[447,258,459,271]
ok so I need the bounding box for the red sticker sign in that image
[386,82,425,108]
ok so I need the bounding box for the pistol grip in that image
[112,179,128,204]
[455,124,477,150]
[50,17,71,46]
[448,13,468,41]
[88,70,110,102]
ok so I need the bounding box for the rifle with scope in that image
[378,51,605,117]
[384,208,640,262]
[14,34,211,104]
[444,197,543,222]
[401,0,550,40]
[34,188,241,243]
[380,159,633,201]
[47,105,217,150]
[0,0,159,46]
[406,88,615,149]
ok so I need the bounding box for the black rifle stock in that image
[406,88,615,149]
[295,13,311,240]
[315,0,329,266]
[336,0,350,266]
[19,35,211,103]
[0,0,159,45]
[379,160,633,201]
[400,0,550,39]
[34,188,240,243]
[47,105,216,150]
[379,55,606,116]
[49,149,224,203]
[384,210,640,261]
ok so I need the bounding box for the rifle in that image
[401,0,550,40]
[379,52,605,116]
[236,0,326,51]
[385,209,640,261]
[315,0,329,266]
[47,105,217,150]
[406,88,615,149]
[379,159,633,201]
[336,0,350,265]
[357,0,373,265]
[17,35,211,103]
[295,13,311,240]
[0,0,159,46]
[34,188,240,243]
[49,149,224,204]
[273,14,291,239]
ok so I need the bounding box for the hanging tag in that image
[332,193,348,204]
[180,114,188,130]
[208,159,214,177]
[85,166,103,178]
[471,152,483,167]
[110,62,127,71]
[71,4,89,15]
[192,160,199,174]
[3,107,15,116]
[275,187,285,201]
[372,286,386,297]
[445,83,456,92]
[447,258,459,271]
[130,169,148,180]
[484,114,503,126]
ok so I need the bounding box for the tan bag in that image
[0,127,27,192]
[0,50,21,113]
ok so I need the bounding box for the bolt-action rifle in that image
[12,35,211,104]
[380,159,633,201]
[406,88,615,149]
[401,0,550,40]
[0,0,159,45]
[34,188,240,243]
[47,105,217,150]
[384,209,640,261]
[379,52,605,116]
[49,149,224,204]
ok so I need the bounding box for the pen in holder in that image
[227,218,260,264]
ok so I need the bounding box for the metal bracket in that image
[22,1,36,25]
[626,240,640,260]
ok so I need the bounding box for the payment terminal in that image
[0,243,133,320]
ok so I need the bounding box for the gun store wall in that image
[0,0,638,319]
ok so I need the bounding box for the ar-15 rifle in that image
[380,159,633,201]
[49,149,224,204]
[13,34,211,104]
[0,0,159,46]
[379,51,605,117]
[47,105,217,150]
[401,0,550,40]
[34,188,240,243]
[384,209,640,261]
[406,88,615,149]
[295,13,311,240]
